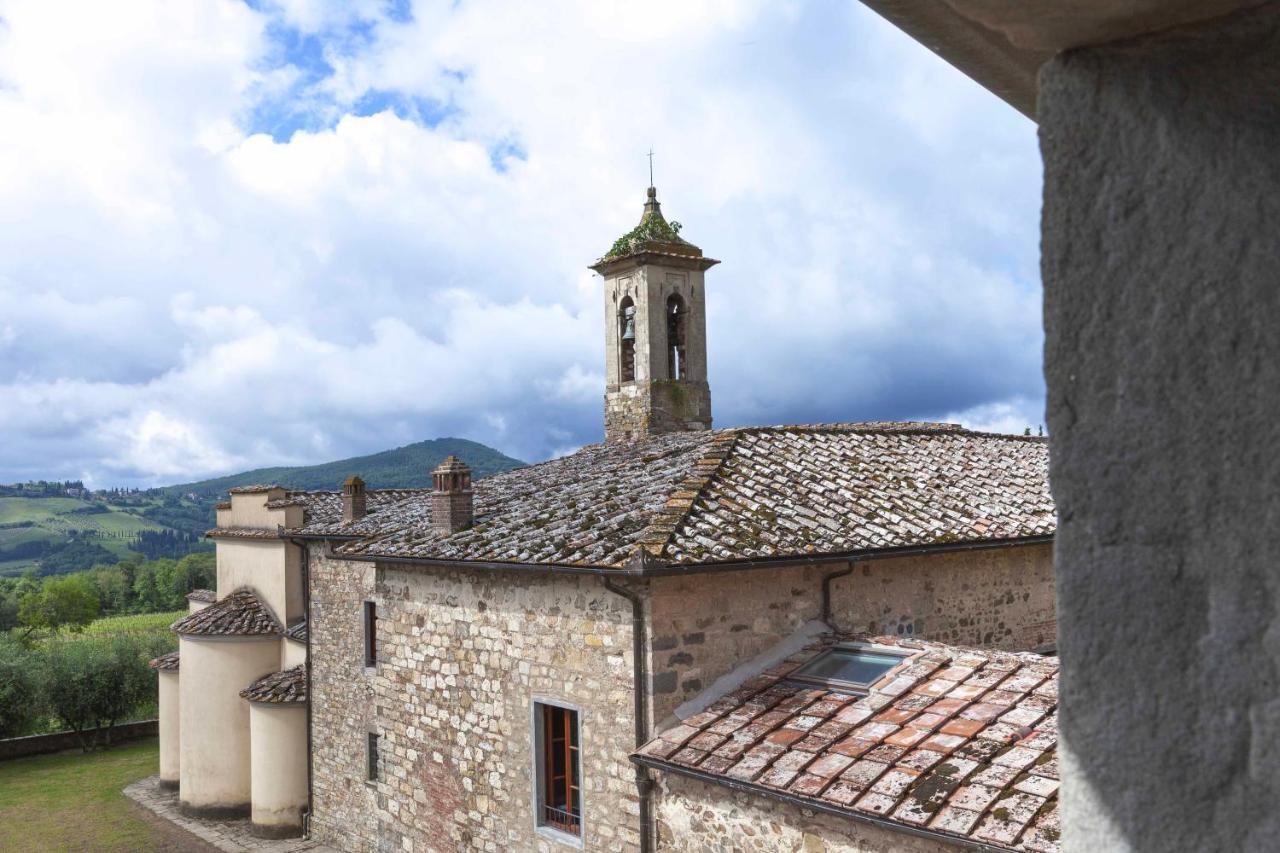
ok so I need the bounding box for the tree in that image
[40,635,154,750]
[0,635,42,738]
[131,561,159,612]
[41,639,109,748]
[84,566,129,615]
[17,574,99,637]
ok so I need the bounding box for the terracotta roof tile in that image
[634,635,1059,852]
[227,484,284,494]
[207,488,431,541]
[170,587,281,637]
[285,618,307,642]
[148,650,179,671]
[186,589,215,603]
[239,665,306,704]
[318,423,1051,569]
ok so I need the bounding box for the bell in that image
[621,315,636,341]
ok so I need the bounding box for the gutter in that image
[286,537,314,838]
[328,534,1054,578]
[631,755,1011,853]
[602,578,654,853]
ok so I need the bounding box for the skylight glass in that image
[790,647,908,690]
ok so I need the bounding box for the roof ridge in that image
[731,422,1049,442]
[634,429,743,563]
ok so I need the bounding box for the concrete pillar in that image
[248,702,308,838]
[157,670,180,790]
[178,636,281,818]
[1040,4,1280,850]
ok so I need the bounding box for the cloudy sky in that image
[0,0,1043,487]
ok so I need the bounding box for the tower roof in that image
[590,187,719,274]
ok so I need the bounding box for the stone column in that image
[1040,4,1280,850]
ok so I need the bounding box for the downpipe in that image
[603,577,654,853]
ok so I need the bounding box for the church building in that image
[154,186,1060,852]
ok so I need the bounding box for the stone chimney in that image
[342,475,367,522]
[431,456,473,535]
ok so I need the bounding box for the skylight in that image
[788,645,911,691]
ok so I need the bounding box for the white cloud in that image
[938,397,1046,437]
[0,0,1042,485]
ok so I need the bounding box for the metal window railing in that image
[542,804,581,835]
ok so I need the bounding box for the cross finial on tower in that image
[647,148,655,188]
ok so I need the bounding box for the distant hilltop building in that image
[154,185,1060,851]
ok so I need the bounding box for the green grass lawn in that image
[0,739,179,852]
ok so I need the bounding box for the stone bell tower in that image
[590,186,718,443]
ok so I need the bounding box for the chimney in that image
[431,456,473,536]
[342,475,367,522]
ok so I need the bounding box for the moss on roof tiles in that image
[309,423,1052,569]
[171,587,281,637]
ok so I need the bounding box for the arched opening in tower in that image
[619,297,636,382]
[666,294,687,380]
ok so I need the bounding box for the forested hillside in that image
[165,437,525,496]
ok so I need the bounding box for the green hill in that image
[166,437,526,497]
[0,497,176,577]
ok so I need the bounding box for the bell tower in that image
[590,186,718,443]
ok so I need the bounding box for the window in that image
[666,294,686,380]
[788,645,911,692]
[363,601,377,667]
[366,732,379,782]
[535,702,581,839]
[618,298,636,383]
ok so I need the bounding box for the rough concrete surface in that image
[1040,3,1280,850]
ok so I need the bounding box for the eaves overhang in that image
[327,533,1054,578]
[856,0,1268,120]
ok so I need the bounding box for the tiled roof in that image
[186,589,216,603]
[329,430,717,565]
[149,650,180,671]
[285,618,307,643]
[227,483,284,494]
[288,489,434,537]
[206,527,284,540]
[635,635,1060,852]
[239,665,307,704]
[207,488,432,541]
[170,588,281,637]
[324,423,1052,569]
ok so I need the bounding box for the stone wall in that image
[649,563,831,723]
[311,557,644,852]
[830,543,1056,650]
[307,548,380,851]
[648,543,1054,723]
[1039,4,1280,850]
[653,774,959,852]
[604,380,712,443]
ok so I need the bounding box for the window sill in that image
[535,825,584,849]
[363,665,377,677]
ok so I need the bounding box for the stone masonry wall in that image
[370,566,640,853]
[648,563,830,723]
[654,774,959,853]
[830,543,1056,650]
[648,543,1054,723]
[308,548,380,851]
[604,380,712,443]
